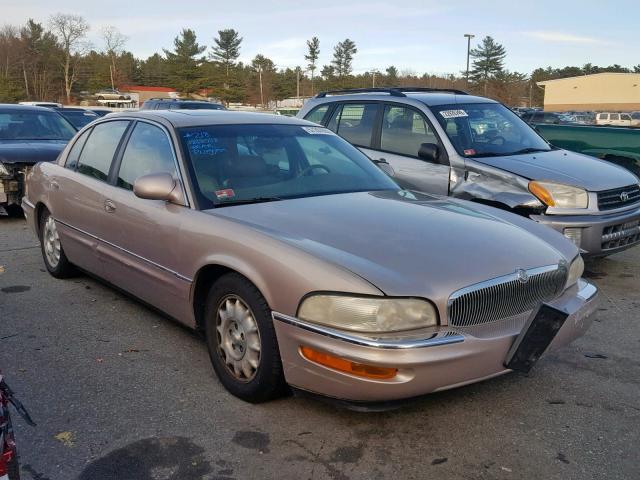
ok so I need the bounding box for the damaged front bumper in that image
[272,279,598,403]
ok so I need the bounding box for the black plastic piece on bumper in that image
[505,304,569,373]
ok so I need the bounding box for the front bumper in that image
[530,205,640,256]
[273,280,598,403]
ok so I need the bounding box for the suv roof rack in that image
[147,98,210,102]
[315,87,468,98]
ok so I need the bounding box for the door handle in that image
[104,199,116,213]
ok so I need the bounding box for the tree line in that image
[1,14,639,107]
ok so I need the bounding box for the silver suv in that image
[298,88,640,257]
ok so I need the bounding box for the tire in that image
[97,96,104,100]
[204,273,286,403]
[39,209,77,278]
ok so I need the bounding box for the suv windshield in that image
[430,103,551,158]
[0,111,76,140]
[178,124,398,208]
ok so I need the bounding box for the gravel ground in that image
[1,216,638,480]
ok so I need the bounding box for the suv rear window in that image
[304,105,330,125]
[327,103,378,147]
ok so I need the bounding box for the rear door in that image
[369,104,450,195]
[325,102,380,158]
[97,120,191,320]
[51,120,130,274]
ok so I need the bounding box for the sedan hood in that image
[475,149,639,191]
[0,140,68,165]
[208,191,574,306]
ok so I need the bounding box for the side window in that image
[621,114,631,121]
[328,103,378,147]
[77,121,129,181]
[304,105,330,125]
[64,128,92,170]
[380,105,438,157]
[117,122,177,190]
[610,113,620,120]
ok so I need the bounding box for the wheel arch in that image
[191,262,271,333]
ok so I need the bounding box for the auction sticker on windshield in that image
[302,126,334,135]
[439,109,468,119]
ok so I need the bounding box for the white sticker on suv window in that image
[439,109,468,119]
[302,126,334,135]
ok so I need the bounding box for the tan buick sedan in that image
[23,110,598,406]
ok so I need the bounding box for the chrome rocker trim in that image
[272,312,465,349]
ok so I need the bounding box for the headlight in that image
[566,255,584,289]
[0,162,9,176]
[298,295,438,333]
[529,181,588,209]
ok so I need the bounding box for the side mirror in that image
[418,143,441,163]
[133,172,185,205]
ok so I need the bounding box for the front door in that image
[97,120,192,321]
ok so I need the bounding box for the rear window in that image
[327,103,379,147]
[304,105,330,125]
[76,121,129,181]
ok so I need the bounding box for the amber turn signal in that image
[300,346,398,380]
[528,181,556,207]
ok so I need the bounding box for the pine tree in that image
[163,28,205,94]
[469,36,506,95]
[305,37,320,94]
[211,29,242,80]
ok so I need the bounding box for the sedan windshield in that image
[430,103,552,158]
[178,124,398,208]
[0,111,77,140]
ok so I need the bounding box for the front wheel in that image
[39,210,76,278]
[204,273,286,403]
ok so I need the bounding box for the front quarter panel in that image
[178,209,384,319]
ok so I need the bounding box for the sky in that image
[3,0,639,75]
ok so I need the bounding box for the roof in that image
[105,109,313,128]
[537,72,640,86]
[120,85,177,93]
[304,91,497,108]
[0,103,59,112]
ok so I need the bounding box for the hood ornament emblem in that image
[516,268,529,283]
[620,191,629,202]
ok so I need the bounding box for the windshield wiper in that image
[508,147,552,155]
[215,196,284,207]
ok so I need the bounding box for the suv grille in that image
[448,266,567,327]
[597,184,640,211]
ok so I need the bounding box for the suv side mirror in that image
[418,143,441,163]
[134,173,185,205]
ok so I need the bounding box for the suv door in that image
[369,104,449,195]
[325,102,379,153]
[98,120,191,320]
[52,120,130,275]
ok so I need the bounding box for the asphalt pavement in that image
[1,216,638,480]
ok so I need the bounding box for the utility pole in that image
[464,33,474,85]
[372,70,377,88]
[296,67,300,100]
[258,65,264,108]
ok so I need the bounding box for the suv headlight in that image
[0,162,9,176]
[298,295,439,333]
[566,255,584,289]
[529,181,588,209]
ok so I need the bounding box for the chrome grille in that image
[448,265,567,327]
[597,184,640,211]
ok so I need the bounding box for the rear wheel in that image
[39,209,76,278]
[204,273,286,403]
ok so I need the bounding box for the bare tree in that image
[101,25,127,89]
[49,13,89,103]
